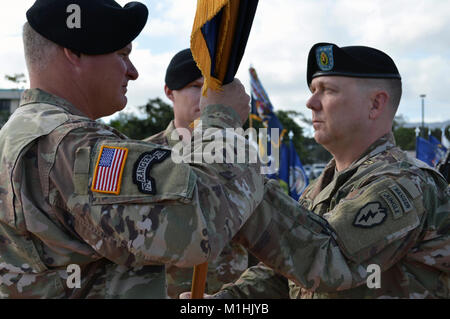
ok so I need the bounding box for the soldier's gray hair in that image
[22,22,59,74]
[362,78,402,114]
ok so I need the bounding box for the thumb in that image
[179,292,192,299]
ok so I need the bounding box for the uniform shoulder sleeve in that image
[49,116,264,268]
[327,175,423,263]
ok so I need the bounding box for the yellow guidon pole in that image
[189,0,238,300]
[190,262,209,299]
[190,0,258,299]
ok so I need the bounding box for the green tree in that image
[393,127,416,150]
[4,73,27,89]
[0,110,10,127]
[108,98,173,139]
[275,110,307,159]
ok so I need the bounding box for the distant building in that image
[0,89,23,114]
[0,89,24,125]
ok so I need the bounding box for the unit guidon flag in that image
[91,146,128,195]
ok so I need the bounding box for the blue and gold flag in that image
[191,0,259,95]
[287,139,309,200]
[190,0,259,299]
[249,67,287,176]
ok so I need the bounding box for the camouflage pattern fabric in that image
[144,121,249,298]
[220,132,450,299]
[0,89,264,298]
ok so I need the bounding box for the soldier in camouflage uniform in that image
[144,49,248,298]
[0,0,264,298]
[182,43,450,299]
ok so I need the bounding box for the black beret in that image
[165,48,202,90]
[307,42,401,86]
[26,0,148,55]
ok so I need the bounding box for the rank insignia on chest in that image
[132,149,171,195]
[91,146,129,195]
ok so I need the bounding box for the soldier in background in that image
[182,43,450,299]
[144,49,249,298]
[0,0,264,298]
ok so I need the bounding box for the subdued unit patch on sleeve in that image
[327,177,420,262]
[132,149,171,195]
[352,202,387,228]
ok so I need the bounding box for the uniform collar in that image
[19,88,90,118]
[306,132,397,204]
[164,120,186,148]
[326,132,396,175]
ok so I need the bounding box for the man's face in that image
[306,76,371,148]
[169,77,204,128]
[80,43,138,118]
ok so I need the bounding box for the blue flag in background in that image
[416,136,441,167]
[429,135,447,165]
[276,141,309,200]
[277,143,290,194]
[288,140,309,201]
[249,67,287,177]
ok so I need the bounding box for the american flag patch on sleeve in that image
[91,145,129,195]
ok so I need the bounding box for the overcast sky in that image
[1,0,449,134]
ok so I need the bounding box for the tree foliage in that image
[108,98,173,139]
[394,127,416,150]
[106,99,445,165]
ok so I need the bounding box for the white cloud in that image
[0,0,448,126]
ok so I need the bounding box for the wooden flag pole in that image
[191,262,208,298]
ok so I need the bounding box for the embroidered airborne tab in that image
[389,184,413,213]
[133,148,171,195]
[91,146,129,195]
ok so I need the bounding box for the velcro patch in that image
[132,149,171,195]
[327,177,420,261]
[91,146,128,195]
[353,202,387,228]
[389,184,413,213]
[380,191,403,220]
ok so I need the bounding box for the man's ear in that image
[369,90,389,120]
[164,85,175,102]
[63,48,82,67]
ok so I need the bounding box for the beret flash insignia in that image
[316,45,334,71]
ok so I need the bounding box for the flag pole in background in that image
[190,0,259,299]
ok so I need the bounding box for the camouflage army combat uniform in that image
[0,89,264,298]
[144,121,249,298]
[220,132,450,298]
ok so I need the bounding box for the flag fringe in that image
[191,0,240,95]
